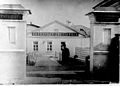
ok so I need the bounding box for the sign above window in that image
[0,14,23,20]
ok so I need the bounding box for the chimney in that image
[30,22,32,24]
[66,20,73,26]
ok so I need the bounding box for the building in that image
[0,4,31,83]
[86,0,120,82]
[27,20,90,62]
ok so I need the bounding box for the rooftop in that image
[0,4,24,9]
[93,0,120,10]
[71,25,90,37]
[27,22,40,28]
[0,4,31,14]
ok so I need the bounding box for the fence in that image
[26,52,42,66]
[75,47,90,61]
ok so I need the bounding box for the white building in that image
[27,20,90,61]
[0,4,30,83]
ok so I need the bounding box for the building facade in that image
[0,4,31,83]
[87,0,120,82]
[27,20,90,61]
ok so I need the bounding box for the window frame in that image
[33,41,38,51]
[47,41,52,52]
[103,28,111,45]
[8,26,16,44]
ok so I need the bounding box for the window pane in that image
[104,28,111,44]
[9,27,16,44]
[47,48,49,50]
[33,41,38,51]
[49,42,52,44]
[36,47,38,51]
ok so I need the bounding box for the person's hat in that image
[61,43,66,46]
[115,34,120,37]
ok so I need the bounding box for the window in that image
[33,41,38,51]
[47,41,52,51]
[8,26,16,44]
[103,28,111,44]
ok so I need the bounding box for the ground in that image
[4,56,118,84]
[14,56,111,84]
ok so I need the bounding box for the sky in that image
[0,0,102,28]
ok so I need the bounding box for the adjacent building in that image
[0,4,31,83]
[87,0,120,73]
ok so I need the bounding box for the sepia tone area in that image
[0,0,119,84]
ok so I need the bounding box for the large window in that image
[8,26,16,44]
[103,28,111,44]
[47,41,52,51]
[33,41,38,51]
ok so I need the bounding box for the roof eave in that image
[93,0,120,9]
[86,10,120,16]
[0,9,32,14]
[93,0,110,9]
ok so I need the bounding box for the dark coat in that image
[62,47,70,62]
[107,36,119,82]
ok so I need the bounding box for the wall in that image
[0,20,26,83]
[0,52,25,83]
[0,21,26,50]
[93,24,119,47]
[27,36,90,58]
[93,23,120,68]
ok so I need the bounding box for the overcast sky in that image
[0,0,101,27]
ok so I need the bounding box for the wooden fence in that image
[75,47,90,61]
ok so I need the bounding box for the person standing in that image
[61,43,70,64]
[107,34,119,83]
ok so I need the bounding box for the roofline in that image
[40,20,80,33]
[32,20,87,37]
[27,23,40,28]
[93,0,110,9]
[0,9,31,14]
[55,20,80,33]
[71,25,90,37]
[93,0,120,9]
[86,10,120,15]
